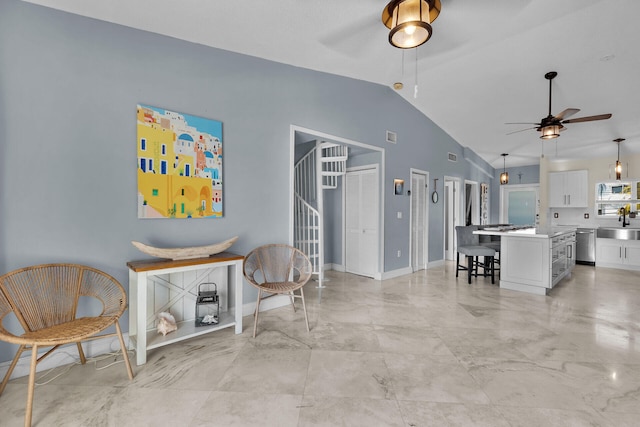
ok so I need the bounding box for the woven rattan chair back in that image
[243,244,312,337]
[0,263,134,427]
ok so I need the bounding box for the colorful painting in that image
[136,104,223,219]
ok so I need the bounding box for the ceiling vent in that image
[386,130,397,144]
[448,152,457,162]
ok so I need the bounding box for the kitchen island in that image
[475,226,576,295]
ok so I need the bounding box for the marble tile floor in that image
[1,263,639,426]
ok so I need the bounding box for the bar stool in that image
[455,225,496,284]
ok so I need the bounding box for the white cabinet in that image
[596,238,640,270]
[549,170,588,208]
[499,230,576,295]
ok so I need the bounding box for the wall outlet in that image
[397,211,402,219]
[397,250,401,257]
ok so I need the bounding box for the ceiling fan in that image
[507,71,612,139]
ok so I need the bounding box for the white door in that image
[345,167,379,278]
[500,185,540,226]
[444,178,461,261]
[410,170,428,271]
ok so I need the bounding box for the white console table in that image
[127,252,244,365]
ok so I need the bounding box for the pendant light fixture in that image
[500,153,509,185]
[614,138,625,180]
[382,0,441,49]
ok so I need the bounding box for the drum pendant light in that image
[382,0,441,49]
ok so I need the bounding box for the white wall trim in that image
[428,259,445,269]
[381,266,413,280]
[0,333,131,382]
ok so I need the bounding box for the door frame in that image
[343,164,382,279]
[444,176,463,261]
[499,184,540,225]
[464,180,480,225]
[289,125,385,278]
[410,168,429,272]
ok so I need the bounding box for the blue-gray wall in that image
[0,0,498,362]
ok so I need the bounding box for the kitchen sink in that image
[597,227,640,240]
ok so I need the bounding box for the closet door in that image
[345,167,379,278]
[411,171,428,272]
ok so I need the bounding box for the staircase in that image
[294,141,348,287]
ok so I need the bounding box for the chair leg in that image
[491,256,495,285]
[289,292,297,313]
[115,321,134,380]
[456,252,460,277]
[76,342,87,365]
[253,289,263,338]
[299,288,310,333]
[25,344,38,427]
[467,256,472,284]
[0,345,25,397]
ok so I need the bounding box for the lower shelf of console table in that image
[127,252,244,365]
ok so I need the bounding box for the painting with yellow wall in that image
[137,104,223,219]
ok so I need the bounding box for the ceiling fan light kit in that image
[540,124,561,140]
[382,0,441,49]
[507,71,612,141]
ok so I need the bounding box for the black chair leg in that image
[456,252,460,277]
[491,256,495,284]
[467,256,472,284]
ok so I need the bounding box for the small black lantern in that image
[195,282,219,327]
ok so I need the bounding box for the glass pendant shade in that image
[500,171,509,185]
[614,138,624,180]
[540,124,561,139]
[500,153,509,185]
[382,0,441,49]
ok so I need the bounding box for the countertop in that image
[475,226,576,239]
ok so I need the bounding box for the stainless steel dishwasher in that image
[576,228,596,265]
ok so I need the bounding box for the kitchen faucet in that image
[619,208,630,227]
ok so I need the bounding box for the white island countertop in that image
[475,226,577,239]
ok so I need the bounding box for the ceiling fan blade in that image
[554,108,580,120]
[505,122,540,125]
[506,126,537,135]
[562,113,612,124]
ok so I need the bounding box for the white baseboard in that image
[241,294,291,317]
[428,259,445,268]
[0,333,129,382]
[1,299,296,382]
[381,266,413,280]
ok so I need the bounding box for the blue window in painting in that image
[160,160,167,175]
[185,164,191,177]
[161,144,166,155]
[141,138,146,151]
[148,159,154,173]
[140,158,147,172]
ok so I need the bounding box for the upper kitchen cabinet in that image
[549,170,588,208]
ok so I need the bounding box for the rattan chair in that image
[243,244,312,338]
[0,263,134,427]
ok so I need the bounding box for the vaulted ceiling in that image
[23,0,640,168]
